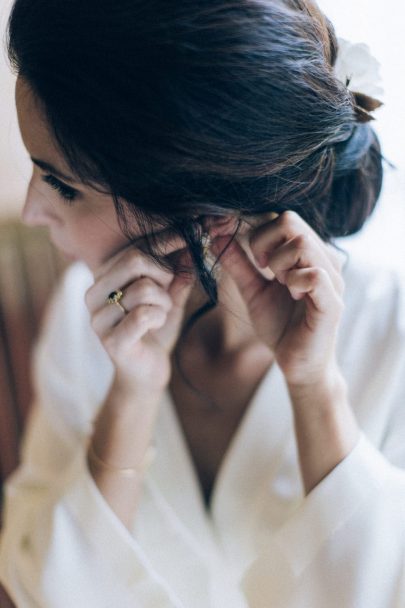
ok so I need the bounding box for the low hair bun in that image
[325,126,383,238]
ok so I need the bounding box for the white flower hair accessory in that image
[334,37,384,123]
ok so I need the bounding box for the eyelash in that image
[41,174,78,204]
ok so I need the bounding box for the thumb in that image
[169,272,195,310]
[154,272,195,353]
[211,236,267,307]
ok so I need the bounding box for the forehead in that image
[15,77,71,174]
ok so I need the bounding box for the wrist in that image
[111,371,166,406]
[87,436,156,478]
[287,361,347,410]
[287,365,360,496]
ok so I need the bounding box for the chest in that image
[169,348,273,508]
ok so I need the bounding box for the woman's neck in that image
[182,273,259,358]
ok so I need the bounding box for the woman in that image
[1,0,405,606]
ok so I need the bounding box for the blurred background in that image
[0,0,404,273]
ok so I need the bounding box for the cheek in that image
[71,212,129,269]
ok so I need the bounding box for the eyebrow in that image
[31,157,80,185]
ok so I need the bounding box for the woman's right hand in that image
[84,231,195,397]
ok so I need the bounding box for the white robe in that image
[1,249,405,607]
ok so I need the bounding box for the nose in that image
[21,179,59,227]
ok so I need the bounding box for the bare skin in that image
[15,76,360,530]
[166,244,276,507]
[169,318,274,507]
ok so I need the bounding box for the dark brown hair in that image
[7,0,383,402]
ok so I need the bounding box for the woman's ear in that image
[235,212,278,280]
[204,211,279,239]
[201,214,241,238]
[206,212,278,281]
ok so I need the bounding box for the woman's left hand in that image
[211,211,360,496]
[210,210,345,387]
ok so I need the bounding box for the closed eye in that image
[41,174,79,204]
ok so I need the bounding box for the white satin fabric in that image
[1,250,405,607]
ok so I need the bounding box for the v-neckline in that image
[201,363,275,515]
[149,360,295,576]
[164,360,291,519]
[169,362,275,514]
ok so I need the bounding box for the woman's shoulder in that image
[41,260,94,329]
[56,260,94,304]
[337,246,405,446]
[32,261,113,430]
[341,247,405,316]
[338,247,405,356]
[34,260,108,372]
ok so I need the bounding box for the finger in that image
[113,277,173,315]
[208,211,279,239]
[285,267,344,320]
[211,236,268,309]
[91,279,173,336]
[265,234,344,293]
[168,272,196,312]
[249,211,325,267]
[93,229,187,281]
[87,235,188,313]
[102,304,168,356]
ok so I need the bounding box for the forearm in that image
[86,376,163,530]
[288,368,360,496]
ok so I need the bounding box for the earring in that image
[201,232,211,259]
[201,232,220,277]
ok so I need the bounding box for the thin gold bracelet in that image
[87,439,156,479]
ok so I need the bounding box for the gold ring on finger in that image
[106,289,128,314]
